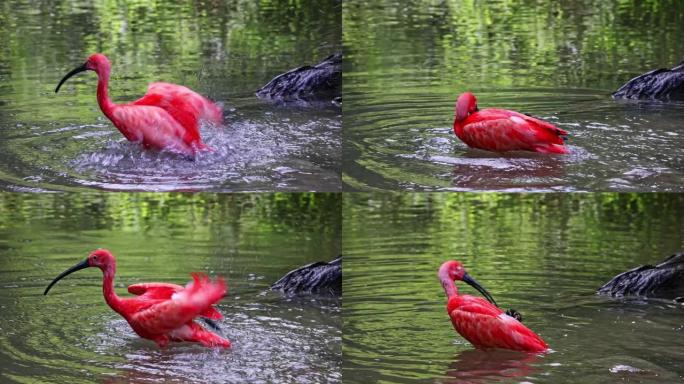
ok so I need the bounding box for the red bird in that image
[439,260,548,353]
[55,53,223,157]
[44,249,231,348]
[453,92,569,154]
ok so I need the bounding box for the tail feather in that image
[535,143,569,154]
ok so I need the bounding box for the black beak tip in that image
[55,63,87,95]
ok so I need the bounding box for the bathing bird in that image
[453,92,568,154]
[439,260,548,352]
[44,249,231,348]
[55,53,222,157]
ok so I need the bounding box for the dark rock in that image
[256,53,341,103]
[612,61,684,101]
[597,252,684,299]
[271,256,341,296]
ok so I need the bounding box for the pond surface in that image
[343,193,684,383]
[0,193,342,383]
[0,0,341,192]
[343,0,684,191]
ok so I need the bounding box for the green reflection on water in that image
[342,193,684,383]
[0,0,342,122]
[344,0,684,90]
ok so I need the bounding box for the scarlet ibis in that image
[612,61,684,101]
[453,92,569,154]
[55,53,223,157]
[44,249,231,348]
[438,260,548,353]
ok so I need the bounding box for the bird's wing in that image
[111,105,197,155]
[134,82,222,138]
[127,283,184,300]
[450,307,548,352]
[464,110,566,151]
[130,273,226,334]
[481,109,567,138]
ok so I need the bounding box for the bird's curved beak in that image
[55,63,88,93]
[44,259,90,295]
[463,272,498,306]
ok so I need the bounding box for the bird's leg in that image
[200,318,222,332]
[153,335,170,348]
[505,308,523,322]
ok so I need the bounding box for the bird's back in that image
[612,62,684,100]
[144,82,222,124]
[458,108,567,153]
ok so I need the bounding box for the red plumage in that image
[439,260,548,353]
[453,92,568,154]
[44,249,231,349]
[55,54,222,157]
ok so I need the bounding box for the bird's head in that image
[44,248,116,295]
[87,248,116,269]
[55,53,111,93]
[438,260,497,305]
[84,53,111,72]
[455,92,478,122]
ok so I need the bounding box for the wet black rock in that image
[597,252,684,300]
[612,61,684,101]
[271,256,341,295]
[256,53,341,103]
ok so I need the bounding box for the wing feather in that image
[131,274,226,334]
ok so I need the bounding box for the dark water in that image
[343,193,684,383]
[0,193,342,383]
[0,0,341,192]
[343,1,684,191]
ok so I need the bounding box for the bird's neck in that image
[101,264,124,314]
[453,119,464,138]
[96,67,116,120]
[439,271,459,299]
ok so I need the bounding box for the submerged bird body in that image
[598,252,684,299]
[271,256,342,295]
[612,61,684,101]
[55,54,222,156]
[439,260,548,353]
[453,92,568,154]
[44,249,230,348]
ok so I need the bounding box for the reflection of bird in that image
[612,61,684,101]
[55,53,222,157]
[444,348,540,384]
[44,249,231,348]
[438,260,548,352]
[271,256,341,295]
[598,252,684,300]
[453,92,568,154]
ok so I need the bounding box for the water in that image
[342,193,684,383]
[343,1,684,191]
[0,193,342,383]
[0,0,342,192]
